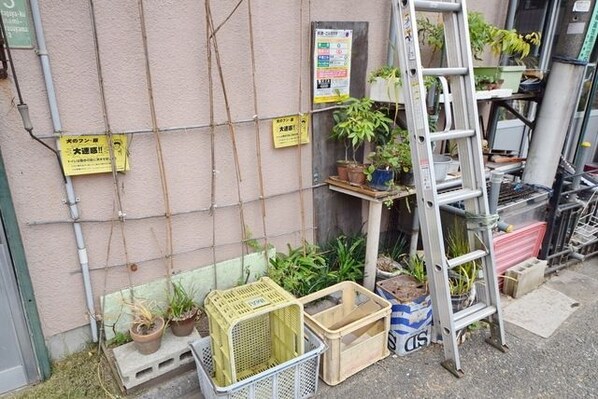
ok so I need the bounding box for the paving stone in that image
[503,285,578,338]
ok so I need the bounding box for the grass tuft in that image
[8,345,121,399]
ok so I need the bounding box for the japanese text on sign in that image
[272,115,309,148]
[60,135,129,176]
[0,0,33,49]
[313,29,352,104]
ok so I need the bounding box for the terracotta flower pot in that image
[347,164,366,186]
[170,309,198,337]
[130,316,165,355]
[336,160,349,181]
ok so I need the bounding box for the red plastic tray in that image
[493,221,547,287]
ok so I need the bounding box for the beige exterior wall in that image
[0,0,507,344]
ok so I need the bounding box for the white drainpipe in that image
[29,0,98,342]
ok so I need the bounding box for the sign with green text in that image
[0,0,33,49]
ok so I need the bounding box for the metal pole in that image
[523,0,598,188]
[572,141,592,192]
[29,0,98,342]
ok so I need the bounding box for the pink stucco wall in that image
[0,0,506,339]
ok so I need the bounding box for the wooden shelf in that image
[325,177,414,203]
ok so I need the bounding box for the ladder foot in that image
[441,360,465,378]
[485,336,508,353]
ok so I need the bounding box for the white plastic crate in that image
[190,328,326,399]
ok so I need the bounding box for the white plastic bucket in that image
[433,154,452,182]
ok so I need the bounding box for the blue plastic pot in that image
[369,168,395,191]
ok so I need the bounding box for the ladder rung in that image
[431,129,475,142]
[454,303,497,331]
[422,67,468,77]
[413,0,461,12]
[437,188,482,205]
[447,250,487,269]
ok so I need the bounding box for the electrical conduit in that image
[29,0,98,342]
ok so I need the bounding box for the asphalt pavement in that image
[139,259,598,399]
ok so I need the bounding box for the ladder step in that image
[423,67,468,77]
[431,129,475,142]
[447,250,487,270]
[437,188,482,205]
[454,303,497,331]
[413,0,461,12]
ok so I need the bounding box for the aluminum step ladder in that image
[390,0,507,377]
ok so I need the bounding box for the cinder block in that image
[113,328,199,390]
[503,257,547,299]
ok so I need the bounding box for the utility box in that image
[503,257,547,298]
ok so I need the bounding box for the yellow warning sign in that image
[60,135,129,176]
[272,114,309,148]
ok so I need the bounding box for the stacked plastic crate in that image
[190,277,325,399]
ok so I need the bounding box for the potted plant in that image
[446,228,478,312]
[368,66,404,104]
[365,126,410,191]
[375,252,431,355]
[418,12,541,93]
[167,281,200,337]
[365,142,400,191]
[331,97,392,185]
[368,66,438,104]
[127,300,165,355]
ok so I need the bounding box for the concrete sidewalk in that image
[139,259,598,399]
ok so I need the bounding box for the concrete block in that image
[113,328,200,390]
[503,257,547,299]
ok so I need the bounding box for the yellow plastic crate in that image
[204,277,304,387]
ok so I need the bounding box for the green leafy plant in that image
[368,66,437,88]
[489,29,541,60]
[368,65,402,84]
[418,12,541,63]
[364,127,411,192]
[406,254,427,285]
[109,331,132,347]
[365,142,400,181]
[268,243,328,297]
[167,281,198,321]
[268,236,366,297]
[331,97,392,163]
[322,234,366,283]
[446,228,478,296]
[474,73,499,91]
[380,232,408,263]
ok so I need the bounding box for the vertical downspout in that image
[519,0,561,157]
[29,0,98,342]
[504,0,518,30]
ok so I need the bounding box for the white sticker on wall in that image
[573,1,591,12]
[567,22,586,35]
